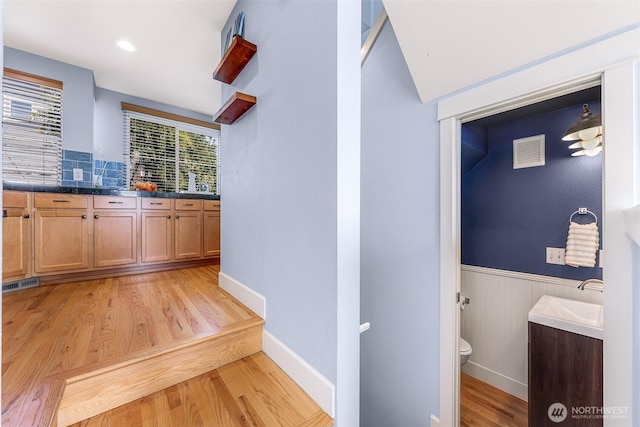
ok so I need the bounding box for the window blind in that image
[123,105,220,194]
[2,69,63,185]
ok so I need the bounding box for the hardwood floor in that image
[461,373,528,427]
[69,352,333,427]
[2,265,330,426]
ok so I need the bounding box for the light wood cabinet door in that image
[174,212,202,260]
[34,210,89,273]
[203,211,220,258]
[3,209,29,279]
[141,212,173,263]
[93,212,138,268]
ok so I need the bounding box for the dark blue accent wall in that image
[462,102,603,281]
[461,124,488,175]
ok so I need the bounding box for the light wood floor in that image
[70,352,333,427]
[2,265,331,426]
[461,373,528,427]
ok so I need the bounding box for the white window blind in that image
[2,68,63,185]
[122,104,220,194]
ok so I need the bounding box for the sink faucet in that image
[578,278,603,291]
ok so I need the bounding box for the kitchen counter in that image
[3,183,220,200]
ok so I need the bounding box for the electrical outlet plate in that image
[72,168,83,181]
[546,247,565,265]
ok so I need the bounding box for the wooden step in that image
[2,265,265,427]
[70,352,333,427]
[54,320,262,426]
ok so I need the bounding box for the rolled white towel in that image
[565,221,599,267]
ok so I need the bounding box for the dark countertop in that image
[3,183,220,200]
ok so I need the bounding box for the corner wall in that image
[219,1,360,423]
[361,21,440,426]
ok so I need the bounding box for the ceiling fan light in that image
[584,146,603,157]
[581,136,601,150]
[562,104,602,141]
[568,141,583,149]
[577,126,600,141]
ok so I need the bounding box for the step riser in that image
[55,325,262,426]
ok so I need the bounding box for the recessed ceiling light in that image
[116,40,137,52]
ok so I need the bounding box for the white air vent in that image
[513,134,545,169]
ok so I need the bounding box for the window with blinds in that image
[2,68,63,185]
[122,103,220,194]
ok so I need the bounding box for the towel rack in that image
[570,207,598,225]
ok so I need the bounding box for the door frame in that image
[437,27,639,427]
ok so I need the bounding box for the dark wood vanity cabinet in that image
[529,322,603,426]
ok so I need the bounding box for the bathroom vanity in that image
[528,295,603,426]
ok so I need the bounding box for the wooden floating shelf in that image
[213,92,256,125]
[212,36,257,84]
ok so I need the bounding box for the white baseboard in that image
[217,272,335,418]
[462,361,528,402]
[263,330,336,418]
[218,272,266,319]
[430,414,441,427]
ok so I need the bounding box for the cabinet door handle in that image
[108,201,124,204]
[183,203,194,207]
[151,202,163,205]
[81,214,87,219]
[175,215,180,219]
[94,214,100,219]
[2,210,6,218]
[53,199,70,203]
[167,215,172,219]
[23,214,30,219]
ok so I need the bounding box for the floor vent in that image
[513,134,545,169]
[2,277,39,293]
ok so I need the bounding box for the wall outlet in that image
[546,247,565,265]
[72,168,83,181]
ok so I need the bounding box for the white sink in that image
[528,295,603,340]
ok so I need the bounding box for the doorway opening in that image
[458,84,603,426]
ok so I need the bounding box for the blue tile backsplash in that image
[61,150,125,189]
[94,159,125,189]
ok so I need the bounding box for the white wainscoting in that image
[460,265,603,401]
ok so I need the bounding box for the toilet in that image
[460,337,472,366]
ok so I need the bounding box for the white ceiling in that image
[4,1,639,118]
[4,0,236,116]
[384,0,640,103]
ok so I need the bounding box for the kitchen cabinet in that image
[174,200,202,260]
[2,190,220,285]
[141,198,173,263]
[34,194,89,273]
[203,200,220,258]
[93,196,137,268]
[529,322,603,426]
[2,191,30,280]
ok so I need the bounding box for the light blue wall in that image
[361,21,440,426]
[94,87,214,161]
[3,48,214,188]
[633,61,640,427]
[219,2,361,424]
[4,47,94,153]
